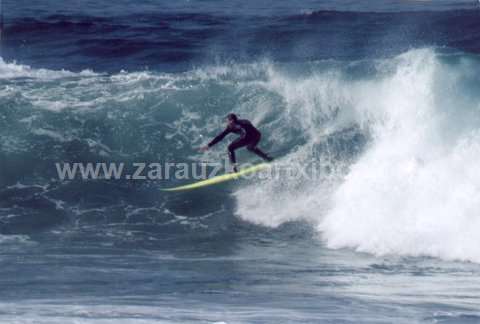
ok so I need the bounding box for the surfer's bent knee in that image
[228,143,237,152]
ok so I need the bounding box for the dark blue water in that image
[1,1,480,323]
[3,0,480,72]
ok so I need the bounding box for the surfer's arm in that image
[207,128,231,148]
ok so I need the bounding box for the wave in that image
[1,48,480,262]
[5,13,226,36]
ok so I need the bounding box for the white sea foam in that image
[0,58,96,80]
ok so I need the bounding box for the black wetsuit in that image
[208,119,272,164]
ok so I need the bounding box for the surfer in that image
[199,113,273,172]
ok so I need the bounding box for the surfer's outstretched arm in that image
[208,128,231,147]
[199,127,231,152]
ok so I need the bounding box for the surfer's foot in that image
[231,164,238,173]
[265,156,274,162]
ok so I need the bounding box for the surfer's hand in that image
[199,145,209,152]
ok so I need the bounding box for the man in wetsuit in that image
[199,113,273,172]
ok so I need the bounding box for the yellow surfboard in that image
[161,163,270,192]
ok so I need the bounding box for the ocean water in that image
[1,0,480,323]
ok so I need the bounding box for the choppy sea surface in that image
[1,1,480,323]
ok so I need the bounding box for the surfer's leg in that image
[247,135,273,162]
[228,138,249,172]
[249,147,273,162]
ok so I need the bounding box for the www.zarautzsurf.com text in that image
[54,162,322,181]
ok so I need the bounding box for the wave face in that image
[1,47,480,263]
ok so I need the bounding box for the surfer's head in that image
[227,113,238,126]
